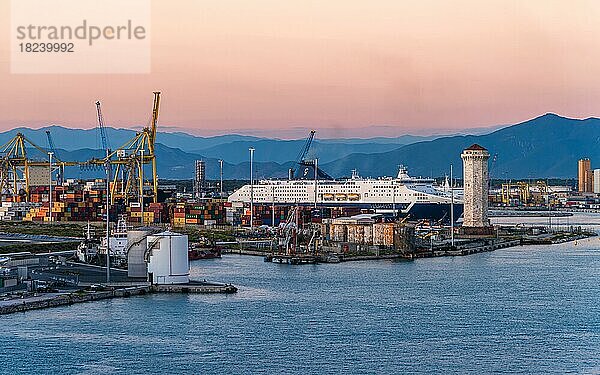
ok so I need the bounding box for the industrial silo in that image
[146,231,189,285]
[127,229,153,278]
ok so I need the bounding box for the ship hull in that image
[405,202,463,223]
[248,202,463,223]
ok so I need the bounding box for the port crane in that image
[95,101,110,152]
[278,205,298,254]
[290,130,332,180]
[85,92,161,204]
[0,133,77,201]
[0,92,162,204]
[45,130,65,185]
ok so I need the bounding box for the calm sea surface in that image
[2,214,600,374]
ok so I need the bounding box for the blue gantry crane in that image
[290,130,332,180]
[45,130,65,185]
[95,101,110,152]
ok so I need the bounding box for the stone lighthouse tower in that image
[461,144,490,228]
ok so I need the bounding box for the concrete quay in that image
[0,282,237,315]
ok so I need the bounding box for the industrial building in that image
[461,144,490,228]
[193,160,206,198]
[578,158,593,193]
[28,166,52,187]
[593,169,600,194]
[320,214,415,253]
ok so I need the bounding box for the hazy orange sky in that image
[1,0,599,137]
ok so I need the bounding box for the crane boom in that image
[150,91,160,150]
[295,130,315,164]
[45,130,64,184]
[45,131,58,158]
[95,101,109,152]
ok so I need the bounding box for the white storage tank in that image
[146,231,189,285]
[127,229,153,278]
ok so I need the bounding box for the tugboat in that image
[188,238,222,260]
[76,222,99,263]
[99,216,128,259]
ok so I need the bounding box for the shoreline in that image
[224,231,596,262]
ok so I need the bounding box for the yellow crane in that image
[0,133,77,201]
[0,92,162,204]
[85,92,161,204]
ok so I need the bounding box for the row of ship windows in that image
[256,189,429,197]
[365,193,428,198]
[238,193,429,198]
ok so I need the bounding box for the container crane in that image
[45,130,65,185]
[87,92,161,204]
[290,130,332,180]
[95,101,110,152]
[296,130,315,165]
[289,131,315,179]
[0,133,77,201]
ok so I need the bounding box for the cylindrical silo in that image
[146,231,189,285]
[127,229,152,278]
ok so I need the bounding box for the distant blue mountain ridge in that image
[3,113,595,179]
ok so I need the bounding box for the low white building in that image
[594,169,600,194]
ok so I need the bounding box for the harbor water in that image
[2,216,600,374]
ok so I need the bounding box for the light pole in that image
[272,185,276,228]
[392,182,396,219]
[219,159,223,196]
[140,149,145,224]
[249,148,255,230]
[48,152,53,222]
[314,158,318,209]
[105,148,111,283]
[450,163,454,248]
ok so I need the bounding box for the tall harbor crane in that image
[288,131,314,179]
[0,92,161,204]
[86,92,161,204]
[0,133,76,201]
[95,101,110,152]
[290,130,332,180]
[296,130,315,166]
[45,130,65,185]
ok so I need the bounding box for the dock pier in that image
[0,281,237,315]
[264,254,318,265]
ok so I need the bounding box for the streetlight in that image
[249,147,255,230]
[48,152,53,222]
[450,163,454,248]
[105,148,111,283]
[392,181,396,219]
[314,158,318,209]
[271,185,276,228]
[219,159,223,196]
[140,149,145,223]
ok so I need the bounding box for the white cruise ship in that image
[228,165,463,222]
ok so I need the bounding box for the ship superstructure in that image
[229,166,463,221]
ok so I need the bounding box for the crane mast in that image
[0,92,161,206]
[45,130,64,185]
[95,101,110,152]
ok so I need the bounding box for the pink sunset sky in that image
[1,0,599,138]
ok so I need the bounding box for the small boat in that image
[188,246,222,260]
